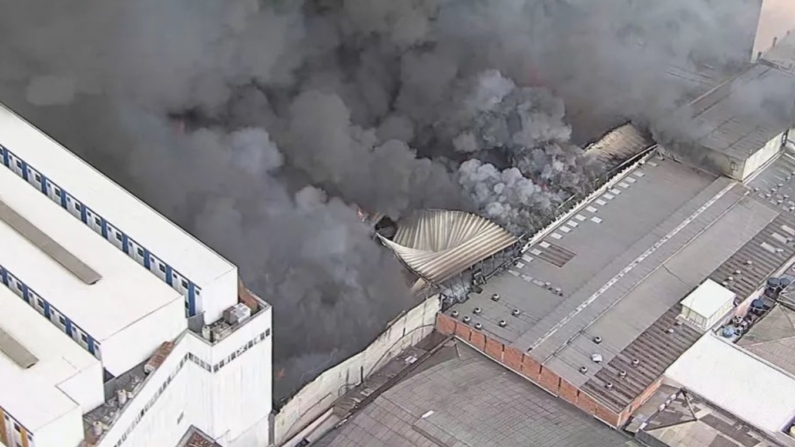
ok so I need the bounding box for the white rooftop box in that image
[679,279,736,331]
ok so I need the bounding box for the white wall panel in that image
[100,298,186,376]
[196,269,238,325]
[32,407,83,447]
[57,360,104,414]
[742,133,783,179]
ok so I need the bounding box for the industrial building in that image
[0,104,272,447]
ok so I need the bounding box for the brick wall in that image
[436,314,624,427]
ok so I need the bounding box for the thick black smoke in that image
[0,0,763,399]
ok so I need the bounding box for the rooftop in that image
[760,30,795,75]
[447,148,795,413]
[662,63,795,161]
[0,164,184,342]
[666,334,795,434]
[314,341,636,447]
[635,388,786,447]
[0,103,235,286]
[584,124,656,166]
[0,284,100,432]
[738,304,795,376]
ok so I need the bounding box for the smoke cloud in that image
[0,0,767,399]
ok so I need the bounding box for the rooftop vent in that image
[631,359,640,367]
[666,328,675,334]
[511,309,521,317]
[734,269,742,275]
[474,322,483,330]
[579,366,588,374]
[746,260,754,266]
[591,353,603,363]
[605,382,614,390]
[491,294,500,302]
[473,307,482,315]
[593,336,602,344]
[618,370,627,378]
[498,320,507,328]
[451,310,459,317]
[462,316,472,324]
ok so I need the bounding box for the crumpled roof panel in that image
[379,210,518,287]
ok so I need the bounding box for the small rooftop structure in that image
[0,284,102,445]
[584,123,656,166]
[679,279,736,331]
[378,209,518,293]
[666,334,795,434]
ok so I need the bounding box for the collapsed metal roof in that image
[378,210,518,291]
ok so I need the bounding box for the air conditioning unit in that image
[224,303,252,325]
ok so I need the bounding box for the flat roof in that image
[0,103,235,286]
[314,341,634,447]
[680,279,736,317]
[448,150,795,412]
[0,285,98,432]
[663,64,795,161]
[666,334,795,433]
[0,166,183,341]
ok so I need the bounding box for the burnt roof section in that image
[581,304,702,413]
[584,123,656,166]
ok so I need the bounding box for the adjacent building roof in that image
[0,103,235,287]
[739,304,795,377]
[0,284,100,433]
[666,334,795,434]
[446,147,795,414]
[0,164,184,343]
[760,28,795,75]
[662,63,795,161]
[379,210,518,288]
[314,341,634,447]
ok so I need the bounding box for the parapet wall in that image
[272,295,441,446]
[435,313,662,429]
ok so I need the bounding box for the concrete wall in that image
[94,306,272,447]
[198,268,239,325]
[100,297,187,376]
[436,314,663,429]
[272,295,441,446]
[742,133,784,180]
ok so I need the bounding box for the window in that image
[59,315,65,325]
[177,412,184,424]
[137,247,144,257]
[16,282,22,291]
[34,173,41,182]
[13,423,19,432]
[159,263,166,273]
[75,203,81,210]
[95,217,101,225]
[37,298,44,308]
[81,333,88,343]
[15,160,21,168]
[181,279,188,288]
[116,233,122,242]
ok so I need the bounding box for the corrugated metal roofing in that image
[379,210,518,287]
[584,124,656,165]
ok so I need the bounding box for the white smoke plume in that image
[0,0,768,399]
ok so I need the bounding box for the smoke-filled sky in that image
[0,0,764,399]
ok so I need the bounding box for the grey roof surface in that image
[666,64,795,160]
[739,305,795,377]
[448,149,795,412]
[639,391,785,447]
[314,342,635,447]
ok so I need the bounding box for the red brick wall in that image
[435,314,629,428]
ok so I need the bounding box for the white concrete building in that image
[0,104,272,447]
